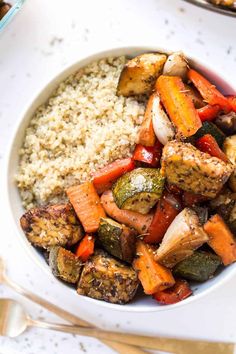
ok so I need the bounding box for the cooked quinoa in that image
[16,56,146,209]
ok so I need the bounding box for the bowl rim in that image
[5,45,236,313]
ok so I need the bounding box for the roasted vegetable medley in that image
[20,51,236,305]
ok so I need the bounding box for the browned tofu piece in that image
[161,141,234,198]
[49,246,82,284]
[20,203,84,249]
[77,250,139,304]
[223,135,236,192]
[117,53,167,96]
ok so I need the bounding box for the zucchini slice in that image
[98,218,136,263]
[112,168,165,214]
[49,246,82,284]
[173,251,221,282]
[194,121,225,147]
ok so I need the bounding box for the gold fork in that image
[0,258,234,354]
[0,257,148,354]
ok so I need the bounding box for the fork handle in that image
[28,318,168,351]
[4,275,88,326]
[92,340,151,354]
[4,274,148,354]
[28,318,235,354]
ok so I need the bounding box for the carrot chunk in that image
[188,69,232,112]
[75,234,95,262]
[203,214,236,266]
[67,182,105,233]
[101,190,153,235]
[92,158,135,194]
[133,241,175,295]
[156,75,202,137]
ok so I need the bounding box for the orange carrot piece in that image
[138,94,156,146]
[156,75,202,137]
[101,190,153,235]
[188,69,232,112]
[75,234,95,262]
[92,158,135,194]
[133,241,175,295]
[203,214,236,266]
[67,182,106,233]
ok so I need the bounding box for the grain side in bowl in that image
[16,56,145,209]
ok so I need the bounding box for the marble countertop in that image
[1,0,236,353]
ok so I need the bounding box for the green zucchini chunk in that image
[49,246,82,284]
[173,251,221,282]
[98,218,136,263]
[194,121,225,147]
[112,168,165,214]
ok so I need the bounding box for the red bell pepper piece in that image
[182,191,208,207]
[196,134,228,162]
[92,158,135,194]
[188,69,232,112]
[75,234,95,262]
[144,192,182,244]
[133,142,162,167]
[227,95,236,112]
[197,104,221,122]
[166,184,183,196]
[153,279,192,305]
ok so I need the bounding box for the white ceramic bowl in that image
[6,46,236,312]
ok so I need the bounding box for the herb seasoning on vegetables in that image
[19,51,236,305]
